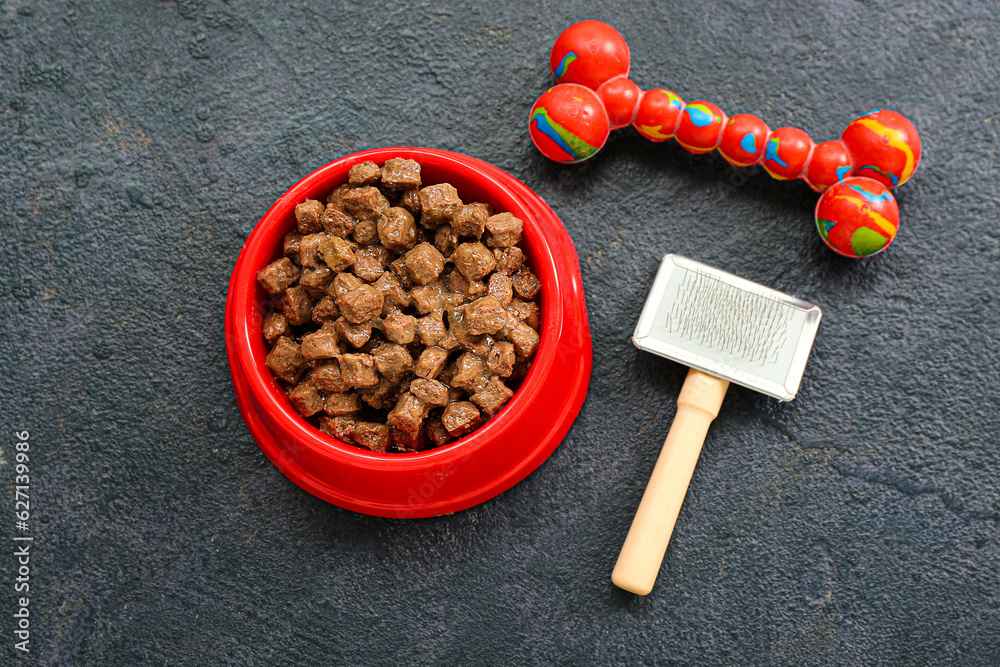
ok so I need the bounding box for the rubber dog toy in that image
[528,20,922,258]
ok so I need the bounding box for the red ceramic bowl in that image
[225,147,592,518]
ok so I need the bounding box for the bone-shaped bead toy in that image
[528,20,922,258]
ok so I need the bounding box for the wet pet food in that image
[258,158,541,453]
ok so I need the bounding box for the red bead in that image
[718,113,769,167]
[840,109,921,189]
[596,77,641,130]
[674,101,726,154]
[549,20,630,90]
[805,140,853,193]
[528,84,610,164]
[815,177,899,257]
[631,89,684,142]
[761,127,813,180]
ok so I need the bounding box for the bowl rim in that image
[225,147,592,515]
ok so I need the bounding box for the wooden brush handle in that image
[612,368,730,595]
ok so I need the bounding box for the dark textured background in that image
[2,0,999,664]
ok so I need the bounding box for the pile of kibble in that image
[256,158,541,453]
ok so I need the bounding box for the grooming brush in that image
[613,254,822,595]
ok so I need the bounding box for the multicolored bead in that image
[674,101,726,154]
[528,84,610,164]
[840,109,922,189]
[815,177,899,258]
[718,113,769,167]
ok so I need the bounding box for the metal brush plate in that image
[632,255,822,401]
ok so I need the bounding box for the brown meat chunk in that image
[452,204,488,238]
[262,311,290,344]
[387,393,430,433]
[288,381,326,417]
[299,233,331,268]
[448,270,486,300]
[485,212,524,247]
[310,359,350,393]
[441,402,482,437]
[388,256,412,288]
[493,247,523,275]
[487,272,513,308]
[352,252,385,283]
[348,161,381,187]
[282,286,314,325]
[320,203,355,238]
[352,218,379,246]
[434,224,459,257]
[300,266,335,298]
[283,230,303,263]
[372,271,411,315]
[319,415,355,444]
[326,183,350,207]
[325,392,362,416]
[414,346,450,379]
[418,183,462,228]
[508,299,540,330]
[486,341,516,378]
[392,426,427,452]
[383,312,418,345]
[318,236,357,273]
[380,158,421,190]
[361,243,392,268]
[300,321,341,359]
[334,317,372,349]
[337,285,384,324]
[416,314,446,346]
[409,377,449,406]
[451,353,490,393]
[342,186,389,221]
[359,375,403,410]
[372,343,413,384]
[353,422,391,452]
[452,242,497,281]
[295,199,325,234]
[257,257,300,294]
[441,285,468,309]
[311,295,340,324]
[436,332,460,352]
[339,353,380,388]
[464,296,508,336]
[511,268,541,300]
[426,418,452,448]
[496,310,519,341]
[410,281,446,314]
[329,272,363,300]
[460,333,492,358]
[469,202,494,217]
[404,243,446,286]
[399,189,422,216]
[446,309,491,357]
[266,336,307,383]
[509,321,540,361]
[471,376,514,417]
[377,207,417,252]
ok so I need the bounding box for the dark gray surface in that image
[2,0,999,664]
